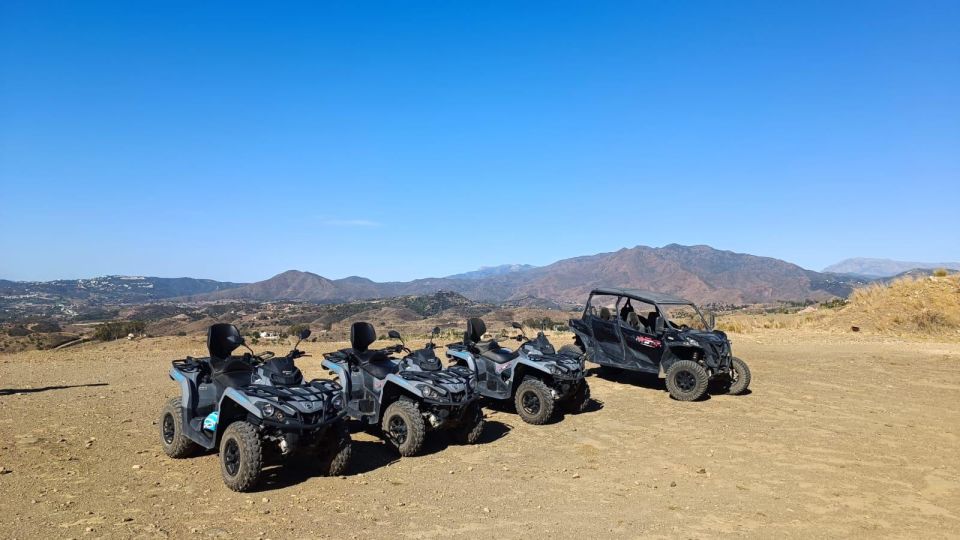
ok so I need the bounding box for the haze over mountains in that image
[823,258,960,277]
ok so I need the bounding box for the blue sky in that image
[1,1,958,283]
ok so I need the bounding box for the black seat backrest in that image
[351,322,377,353]
[465,317,487,344]
[208,323,243,360]
[599,307,612,321]
[646,311,660,333]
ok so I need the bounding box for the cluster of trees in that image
[93,321,146,341]
[521,317,569,331]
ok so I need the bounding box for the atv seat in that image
[349,321,398,379]
[210,356,255,397]
[475,339,518,364]
[356,350,398,379]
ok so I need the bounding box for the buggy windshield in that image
[659,303,710,331]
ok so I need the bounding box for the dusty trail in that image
[0,332,958,539]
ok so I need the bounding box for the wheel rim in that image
[675,370,697,392]
[223,439,241,476]
[162,413,176,444]
[730,366,740,383]
[388,415,408,445]
[520,390,541,415]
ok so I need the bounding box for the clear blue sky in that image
[1,1,958,283]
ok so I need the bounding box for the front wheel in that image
[219,421,263,492]
[449,402,485,444]
[317,420,352,476]
[381,399,426,457]
[563,380,591,414]
[665,360,709,401]
[726,357,751,395]
[159,397,200,458]
[514,377,556,425]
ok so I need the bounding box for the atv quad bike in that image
[445,318,587,424]
[568,287,751,401]
[160,324,351,492]
[322,322,483,457]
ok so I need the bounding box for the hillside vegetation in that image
[719,274,960,338]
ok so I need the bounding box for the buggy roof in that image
[589,287,693,305]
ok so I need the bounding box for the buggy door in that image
[584,294,627,365]
[617,300,664,373]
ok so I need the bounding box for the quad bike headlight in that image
[261,403,276,417]
[417,384,447,399]
[548,365,564,376]
[331,395,344,410]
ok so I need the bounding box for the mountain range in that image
[11,245,935,309]
[182,244,870,305]
[823,258,960,277]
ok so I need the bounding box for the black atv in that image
[160,324,351,491]
[322,322,483,456]
[446,318,588,424]
[568,288,751,401]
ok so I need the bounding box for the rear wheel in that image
[382,399,426,457]
[665,360,709,401]
[563,380,591,413]
[219,421,263,492]
[159,397,200,458]
[726,357,751,395]
[316,420,352,476]
[450,402,485,444]
[514,377,556,425]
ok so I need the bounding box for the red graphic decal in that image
[635,336,661,348]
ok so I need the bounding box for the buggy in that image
[568,288,751,401]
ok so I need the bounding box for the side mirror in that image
[298,328,311,340]
[655,317,665,334]
[388,330,402,340]
[511,322,523,330]
[706,312,716,330]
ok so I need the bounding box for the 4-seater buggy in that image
[568,288,751,401]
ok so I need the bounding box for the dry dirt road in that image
[1,332,958,539]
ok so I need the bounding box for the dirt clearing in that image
[1,332,958,538]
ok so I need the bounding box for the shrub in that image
[7,326,31,337]
[933,268,949,277]
[32,321,62,333]
[93,321,146,341]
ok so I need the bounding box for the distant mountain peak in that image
[445,264,537,280]
[824,258,960,277]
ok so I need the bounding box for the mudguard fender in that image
[169,368,195,429]
[322,358,351,401]
[382,374,423,396]
[219,388,261,418]
[446,350,477,371]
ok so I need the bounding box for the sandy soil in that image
[1,331,958,539]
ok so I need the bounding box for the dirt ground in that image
[1,331,958,539]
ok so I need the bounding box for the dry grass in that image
[717,274,960,339]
